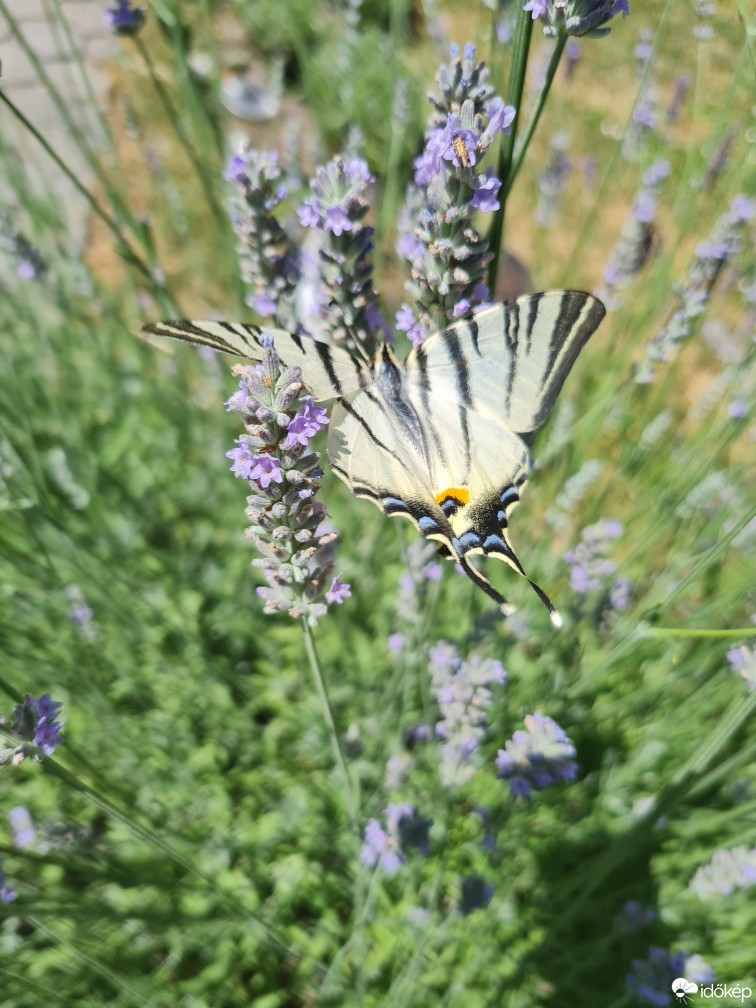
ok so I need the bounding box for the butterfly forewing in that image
[142,320,366,401]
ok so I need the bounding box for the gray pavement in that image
[1,0,119,245]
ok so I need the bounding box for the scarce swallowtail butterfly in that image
[143,291,605,624]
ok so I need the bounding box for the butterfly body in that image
[143,291,606,622]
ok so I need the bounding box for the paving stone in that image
[56,2,112,40]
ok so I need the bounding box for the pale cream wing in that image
[142,321,367,401]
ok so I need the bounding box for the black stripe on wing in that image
[142,320,262,358]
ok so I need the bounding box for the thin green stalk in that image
[300,616,358,828]
[486,4,533,291]
[37,758,299,962]
[0,89,154,287]
[27,917,153,1005]
[133,35,227,232]
[505,34,567,198]
[644,627,755,639]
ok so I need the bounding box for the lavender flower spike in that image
[360,803,432,875]
[298,155,385,355]
[1,693,64,765]
[0,860,17,903]
[224,149,301,333]
[104,0,146,36]
[526,0,629,38]
[496,712,577,799]
[398,45,513,338]
[429,642,507,786]
[635,195,754,383]
[224,345,347,624]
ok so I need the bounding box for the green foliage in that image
[0,0,753,1006]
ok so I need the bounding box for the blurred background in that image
[0,1,753,1005]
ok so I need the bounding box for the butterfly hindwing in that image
[142,320,366,401]
[405,290,605,433]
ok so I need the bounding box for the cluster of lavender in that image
[359,802,432,875]
[224,150,301,333]
[564,519,631,610]
[524,0,628,37]
[428,641,507,786]
[1,693,63,766]
[726,645,755,692]
[396,44,516,343]
[691,0,717,40]
[105,0,146,35]
[615,899,656,932]
[534,132,572,229]
[298,156,385,353]
[458,874,494,916]
[224,344,349,623]
[626,948,713,1006]
[689,846,756,901]
[600,159,669,308]
[496,712,577,799]
[9,805,92,853]
[65,584,98,641]
[635,195,754,383]
[0,860,16,903]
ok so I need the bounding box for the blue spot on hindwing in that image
[457,532,481,551]
[419,516,438,532]
[382,496,407,513]
[499,486,519,507]
[484,534,507,552]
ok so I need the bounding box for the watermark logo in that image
[672,978,698,1002]
[672,979,754,1003]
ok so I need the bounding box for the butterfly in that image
[143,290,605,623]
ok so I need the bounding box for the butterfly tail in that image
[456,554,517,618]
[497,537,563,628]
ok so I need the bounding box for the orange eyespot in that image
[435,486,470,507]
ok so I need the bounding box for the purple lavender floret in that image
[496,713,577,799]
[525,0,629,38]
[224,348,347,623]
[4,693,64,762]
[0,215,47,279]
[625,947,686,1007]
[0,861,17,904]
[8,807,36,848]
[726,645,755,691]
[360,803,431,875]
[104,0,146,36]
